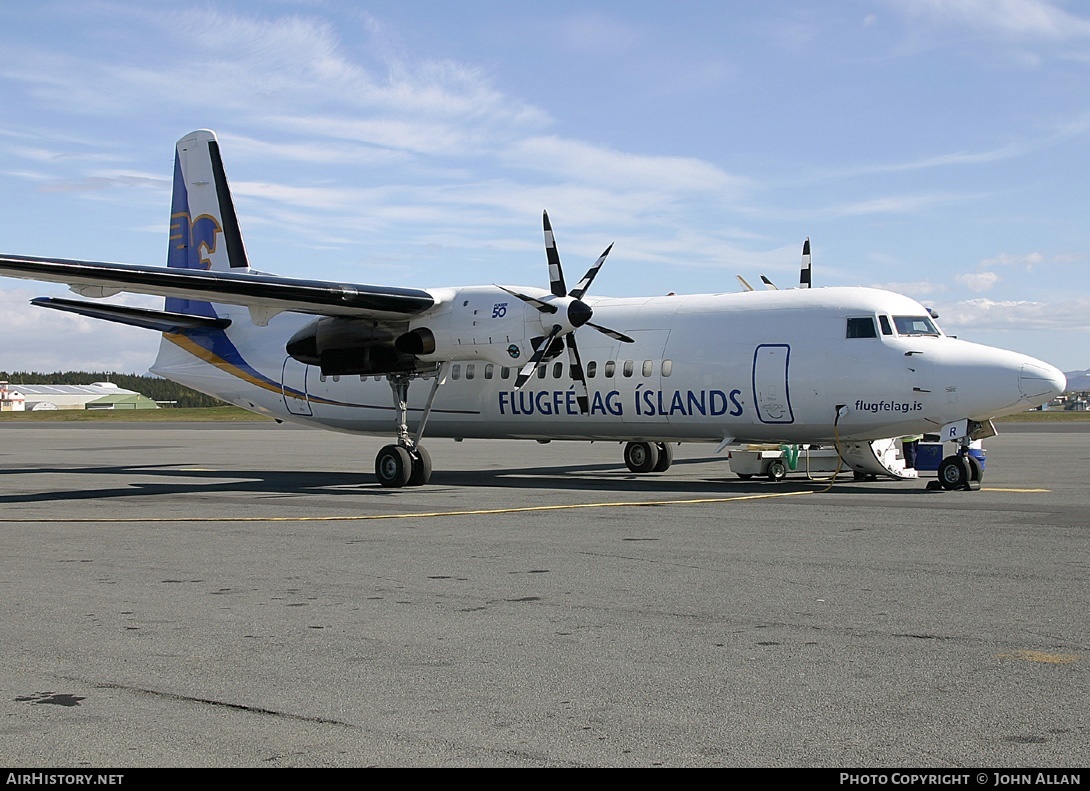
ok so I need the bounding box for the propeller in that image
[800,238,811,288]
[738,237,812,293]
[497,211,633,414]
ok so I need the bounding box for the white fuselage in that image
[149,285,1066,447]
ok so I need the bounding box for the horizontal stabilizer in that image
[31,297,232,332]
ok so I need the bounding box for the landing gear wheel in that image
[407,446,432,487]
[966,454,983,489]
[623,441,660,473]
[767,459,787,482]
[653,442,674,472]
[938,455,970,491]
[375,444,412,488]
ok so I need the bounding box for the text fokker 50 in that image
[0,131,1067,488]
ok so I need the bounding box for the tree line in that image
[0,372,226,408]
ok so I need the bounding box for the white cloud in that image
[827,192,966,217]
[0,286,161,373]
[503,136,748,194]
[981,251,1046,269]
[942,297,1090,332]
[888,0,1090,39]
[955,271,1000,292]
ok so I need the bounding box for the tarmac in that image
[0,421,1087,767]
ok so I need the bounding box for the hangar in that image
[0,381,158,411]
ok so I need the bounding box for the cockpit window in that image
[893,315,940,336]
[846,317,877,338]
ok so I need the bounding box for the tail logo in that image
[169,211,223,270]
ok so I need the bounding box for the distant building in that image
[8,382,158,411]
[0,382,26,411]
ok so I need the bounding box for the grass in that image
[994,409,1090,422]
[0,405,272,422]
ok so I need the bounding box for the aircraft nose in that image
[1018,359,1067,402]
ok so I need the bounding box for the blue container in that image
[915,443,943,471]
[913,444,985,471]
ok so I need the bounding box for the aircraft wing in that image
[0,254,436,324]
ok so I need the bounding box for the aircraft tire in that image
[407,446,433,486]
[623,441,660,473]
[966,454,983,489]
[653,442,674,472]
[938,455,970,491]
[767,459,787,482]
[376,444,412,488]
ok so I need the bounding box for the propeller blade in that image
[542,211,567,298]
[587,322,634,343]
[568,243,613,301]
[564,333,590,414]
[514,324,563,390]
[496,284,557,314]
[800,238,812,289]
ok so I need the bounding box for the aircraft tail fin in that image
[165,130,250,315]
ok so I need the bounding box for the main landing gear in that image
[374,369,443,488]
[623,441,674,473]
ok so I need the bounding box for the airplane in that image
[0,130,1067,490]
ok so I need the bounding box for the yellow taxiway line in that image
[3,489,816,523]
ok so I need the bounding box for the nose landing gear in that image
[932,444,983,491]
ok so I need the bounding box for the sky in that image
[0,0,1088,374]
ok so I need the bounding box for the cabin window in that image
[643,360,653,377]
[484,364,494,380]
[537,364,547,379]
[893,315,940,336]
[846,317,878,338]
[332,375,340,382]
[587,361,597,378]
[879,315,893,336]
[623,360,634,377]
[451,364,461,380]
[319,373,327,382]
[500,367,510,379]
[552,361,563,379]
[604,361,616,378]
[465,364,475,380]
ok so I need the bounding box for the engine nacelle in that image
[286,317,418,376]
[395,286,540,368]
[287,286,560,376]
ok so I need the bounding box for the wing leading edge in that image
[0,253,436,323]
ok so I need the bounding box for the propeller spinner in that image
[497,211,633,414]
